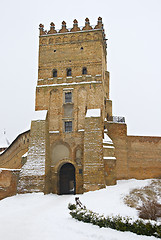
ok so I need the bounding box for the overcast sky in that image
[0,0,161,143]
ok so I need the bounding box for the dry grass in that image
[137,200,161,221]
[124,179,161,220]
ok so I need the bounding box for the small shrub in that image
[68,202,161,238]
[68,203,76,210]
[137,200,160,221]
[124,179,161,212]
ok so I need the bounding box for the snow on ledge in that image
[32,110,47,121]
[49,131,59,134]
[103,133,113,144]
[0,150,5,155]
[103,157,116,160]
[86,109,101,118]
[78,129,85,132]
[22,152,28,158]
[0,168,21,172]
[103,145,115,149]
[37,80,102,88]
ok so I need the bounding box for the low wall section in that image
[107,122,161,180]
[0,169,20,200]
[0,130,30,169]
[127,136,161,179]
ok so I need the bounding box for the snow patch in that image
[32,110,47,121]
[0,168,20,171]
[103,156,116,160]
[78,129,85,132]
[86,109,101,118]
[103,133,113,144]
[37,80,102,88]
[0,150,5,155]
[49,131,59,134]
[22,152,28,158]
[103,145,115,149]
[0,179,155,240]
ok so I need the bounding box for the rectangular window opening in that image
[65,92,72,103]
[65,121,72,132]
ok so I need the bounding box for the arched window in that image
[67,68,72,76]
[82,67,87,75]
[53,69,57,77]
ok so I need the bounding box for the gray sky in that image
[0,0,161,143]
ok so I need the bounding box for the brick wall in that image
[107,121,161,180]
[18,120,46,193]
[83,115,105,191]
[0,169,20,200]
[0,130,30,169]
[127,136,161,179]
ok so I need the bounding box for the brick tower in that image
[18,17,116,194]
[1,17,161,199]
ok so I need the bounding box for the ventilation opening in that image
[53,69,57,77]
[67,68,72,76]
[82,67,87,75]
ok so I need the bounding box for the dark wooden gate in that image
[59,163,76,195]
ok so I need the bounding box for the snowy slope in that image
[0,179,158,240]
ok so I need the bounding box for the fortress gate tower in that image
[21,17,116,194]
[1,18,161,198]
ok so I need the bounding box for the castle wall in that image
[127,136,161,179]
[18,117,47,193]
[107,122,129,179]
[103,132,116,185]
[0,131,30,169]
[0,169,20,200]
[107,122,161,180]
[83,113,105,192]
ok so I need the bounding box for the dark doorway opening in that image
[59,163,76,195]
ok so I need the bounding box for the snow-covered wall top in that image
[86,109,101,118]
[103,133,113,144]
[32,110,48,121]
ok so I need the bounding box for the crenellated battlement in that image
[38,17,107,81]
[39,17,105,37]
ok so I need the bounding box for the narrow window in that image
[53,69,57,77]
[65,92,72,103]
[82,67,87,75]
[67,68,72,76]
[65,121,72,132]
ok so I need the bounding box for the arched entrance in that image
[59,163,76,195]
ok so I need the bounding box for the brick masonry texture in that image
[0,17,161,199]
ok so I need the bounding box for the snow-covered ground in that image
[0,179,158,240]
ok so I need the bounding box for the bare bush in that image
[124,179,161,221]
[137,200,161,221]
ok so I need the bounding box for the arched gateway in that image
[59,163,76,195]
